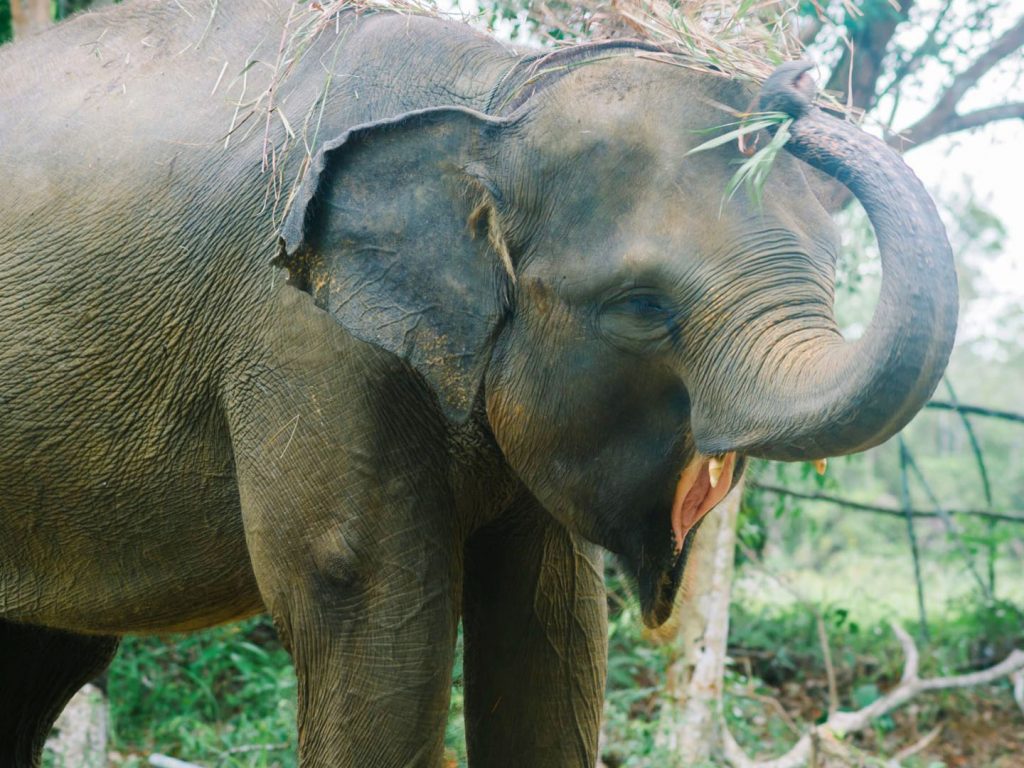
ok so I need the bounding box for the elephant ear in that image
[276,107,513,422]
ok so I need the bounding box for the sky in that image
[912,122,1023,354]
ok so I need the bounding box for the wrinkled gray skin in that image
[0,1,957,766]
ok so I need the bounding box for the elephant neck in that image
[447,404,523,535]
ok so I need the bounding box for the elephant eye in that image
[603,292,674,319]
[625,295,668,316]
[599,292,677,352]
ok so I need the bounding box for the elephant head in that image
[277,57,957,627]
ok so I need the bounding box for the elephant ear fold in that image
[276,107,513,422]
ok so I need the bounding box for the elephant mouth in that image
[638,451,737,628]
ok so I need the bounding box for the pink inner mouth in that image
[670,452,737,554]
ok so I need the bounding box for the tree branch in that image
[148,756,203,768]
[734,537,841,721]
[899,437,929,639]
[931,15,1024,116]
[893,102,1024,147]
[1013,670,1024,716]
[825,1,916,111]
[722,624,1024,768]
[894,15,1024,148]
[877,0,956,103]
[941,378,996,594]
[940,381,993,508]
[9,0,52,39]
[900,438,992,600]
[926,400,1024,424]
[889,725,942,765]
[749,483,1024,525]
[797,13,823,48]
[815,613,839,717]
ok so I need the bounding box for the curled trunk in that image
[692,62,959,462]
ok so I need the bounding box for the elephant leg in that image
[238,479,460,767]
[229,383,460,764]
[462,491,608,767]
[0,619,119,768]
[226,288,466,765]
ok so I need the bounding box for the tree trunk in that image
[45,684,109,768]
[10,0,51,40]
[653,480,745,764]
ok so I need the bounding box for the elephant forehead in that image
[518,58,748,163]
[522,170,744,281]
[510,58,835,288]
[515,57,828,219]
[525,220,705,295]
[521,182,830,302]
[511,68,757,235]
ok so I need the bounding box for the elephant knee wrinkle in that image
[314,552,367,595]
[309,529,370,596]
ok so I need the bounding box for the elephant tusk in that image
[813,458,827,476]
[708,455,726,488]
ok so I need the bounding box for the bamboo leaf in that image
[720,118,793,211]
[686,112,789,155]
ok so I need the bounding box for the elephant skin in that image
[0,2,956,766]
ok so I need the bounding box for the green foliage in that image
[740,457,839,563]
[723,599,1022,763]
[685,112,795,211]
[607,585,1024,765]
[104,596,1022,765]
[842,0,904,35]
[107,617,470,767]
[602,567,675,766]
[445,630,468,766]
[721,119,792,211]
[107,618,298,767]
[58,0,98,19]
[0,1,11,44]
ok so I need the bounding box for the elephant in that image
[0,0,957,765]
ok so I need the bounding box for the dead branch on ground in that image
[721,623,1024,768]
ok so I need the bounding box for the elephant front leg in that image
[227,286,465,766]
[462,491,608,767]
[233,421,460,766]
[242,490,459,767]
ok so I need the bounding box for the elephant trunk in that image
[690,62,958,462]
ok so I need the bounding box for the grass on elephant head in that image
[526,0,855,100]
[509,0,862,214]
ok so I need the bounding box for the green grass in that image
[107,618,297,767]
[103,583,1023,767]
[599,592,1023,768]
[105,617,469,767]
[685,111,795,211]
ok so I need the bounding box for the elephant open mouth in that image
[671,451,737,555]
[638,452,738,628]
